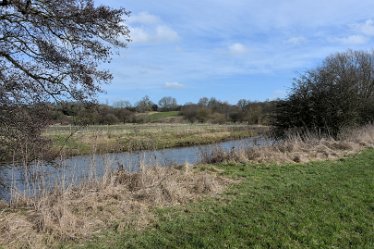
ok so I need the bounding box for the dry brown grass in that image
[1,125,373,249]
[201,124,374,164]
[45,123,265,158]
[0,164,231,249]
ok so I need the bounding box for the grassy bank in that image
[79,149,374,249]
[45,124,267,158]
[1,126,372,248]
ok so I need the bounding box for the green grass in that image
[134,111,181,123]
[147,111,180,122]
[76,149,374,249]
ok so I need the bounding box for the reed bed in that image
[201,124,374,164]
[0,161,231,249]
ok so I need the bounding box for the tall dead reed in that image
[0,156,230,249]
[200,124,374,164]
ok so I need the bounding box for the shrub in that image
[273,50,374,136]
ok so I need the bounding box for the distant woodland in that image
[47,97,277,125]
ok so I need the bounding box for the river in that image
[0,136,273,201]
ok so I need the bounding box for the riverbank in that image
[46,124,268,160]
[0,163,232,249]
[0,125,373,248]
[80,148,374,249]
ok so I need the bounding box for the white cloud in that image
[98,0,374,102]
[129,11,160,25]
[286,36,307,45]
[327,19,374,46]
[228,43,248,56]
[155,25,180,42]
[130,26,179,44]
[164,82,185,89]
[130,27,151,43]
[128,11,179,44]
[352,19,374,36]
[130,25,179,44]
[330,35,368,45]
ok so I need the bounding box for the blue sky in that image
[96,0,374,105]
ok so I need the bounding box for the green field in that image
[45,123,267,158]
[77,149,374,249]
[136,111,181,122]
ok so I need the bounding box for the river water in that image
[0,136,273,201]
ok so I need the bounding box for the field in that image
[45,123,267,157]
[135,111,182,122]
[79,149,374,249]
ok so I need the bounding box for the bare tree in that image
[136,96,153,113]
[0,0,130,161]
[237,99,250,111]
[0,0,130,103]
[113,100,132,109]
[158,96,177,111]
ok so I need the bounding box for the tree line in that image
[48,97,277,125]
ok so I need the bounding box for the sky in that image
[96,0,374,105]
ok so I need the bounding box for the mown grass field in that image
[76,149,374,249]
[45,123,267,157]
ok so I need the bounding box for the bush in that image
[273,50,374,136]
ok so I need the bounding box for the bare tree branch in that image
[0,0,131,161]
